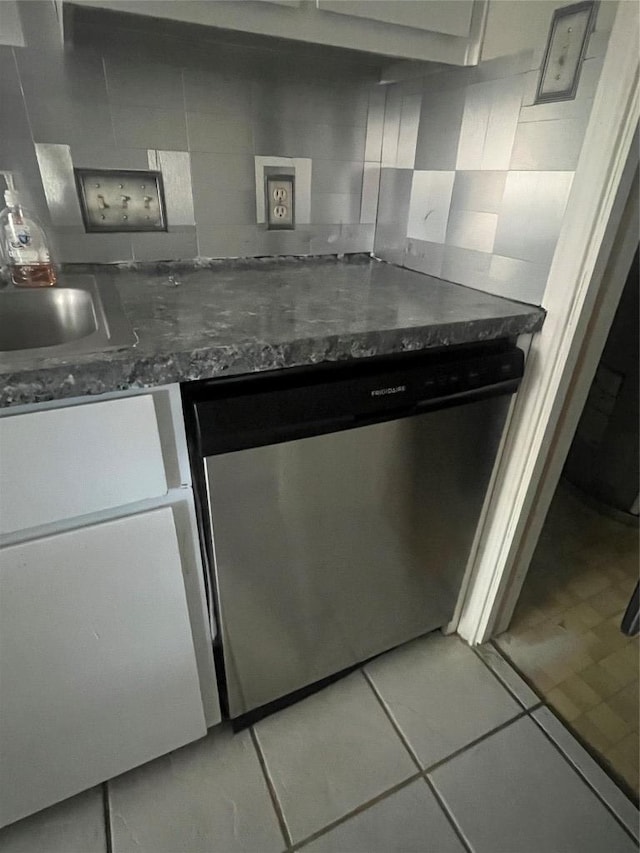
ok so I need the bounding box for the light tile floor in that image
[1,632,638,853]
[496,481,639,796]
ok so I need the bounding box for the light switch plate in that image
[535,1,596,103]
[75,169,167,233]
[265,174,295,230]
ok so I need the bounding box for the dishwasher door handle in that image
[414,378,521,413]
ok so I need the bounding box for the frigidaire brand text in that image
[371,385,407,397]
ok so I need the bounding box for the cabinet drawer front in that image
[0,395,168,534]
[0,507,207,827]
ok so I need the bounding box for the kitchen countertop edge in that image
[0,259,545,409]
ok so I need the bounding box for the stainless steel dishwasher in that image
[182,342,524,724]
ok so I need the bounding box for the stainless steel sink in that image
[0,276,136,360]
[0,288,97,351]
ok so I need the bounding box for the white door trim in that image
[494,169,638,635]
[456,0,640,645]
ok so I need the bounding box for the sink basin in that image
[0,276,136,360]
[0,288,98,351]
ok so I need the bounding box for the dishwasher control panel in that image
[356,347,523,415]
[185,342,525,455]
[421,348,524,400]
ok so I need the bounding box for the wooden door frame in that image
[456,0,639,644]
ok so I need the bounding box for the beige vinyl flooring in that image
[497,481,639,797]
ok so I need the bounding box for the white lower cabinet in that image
[0,507,208,828]
[0,394,169,535]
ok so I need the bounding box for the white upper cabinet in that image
[317,1,474,38]
[0,1,25,46]
[70,0,487,66]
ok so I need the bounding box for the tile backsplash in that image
[1,0,614,306]
[374,2,612,306]
[0,2,385,264]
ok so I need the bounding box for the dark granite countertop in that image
[0,256,545,408]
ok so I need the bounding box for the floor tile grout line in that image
[102,782,113,853]
[417,709,538,853]
[290,772,424,852]
[421,774,473,853]
[360,668,423,772]
[364,665,542,786]
[488,638,547,703]
[470,643,539,710]
[534,706,640,823]
[509,634,616,702]
[362,668,474,853]
[471,643,524,703]
[420,707,532,777]
[491,637,640,805]
[491,483,639,799]
[529,708,640,844]
[249,726,293,851]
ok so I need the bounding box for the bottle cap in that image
[2,172,17,206]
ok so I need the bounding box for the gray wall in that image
[0,2,385,263]
[374,2,613,305]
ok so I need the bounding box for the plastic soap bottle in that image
[0,175,56,287]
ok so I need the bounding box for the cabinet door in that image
[0,395,168,535]
[0,508,207,828]
[317,1,474,38]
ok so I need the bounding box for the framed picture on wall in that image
[535,1,598,104]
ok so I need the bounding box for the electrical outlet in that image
[74,169,167,233]
[266,175,294,230]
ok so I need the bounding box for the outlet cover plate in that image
[75,168,167,233]
[265,174,295,230]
